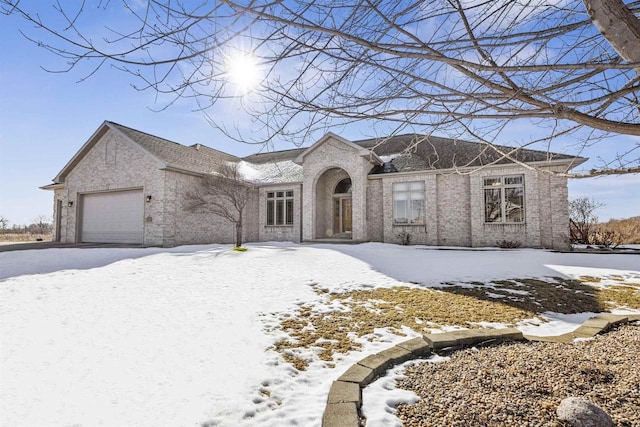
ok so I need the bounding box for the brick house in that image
[42,121,585,249]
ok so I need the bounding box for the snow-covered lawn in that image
[1,243,638,426]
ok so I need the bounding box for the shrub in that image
[589,228,622,248]
[397,231,412,245]
[496,239,521,249]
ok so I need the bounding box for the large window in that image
[483,175,525,223]
[266,190,294,226]
[393,182,425,224]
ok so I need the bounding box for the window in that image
[483,175,525,223]
[266,190,294,226]
[393,182,425,224]
[334,178,352,194]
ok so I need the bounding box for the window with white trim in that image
[393,182,425,224]
[483,175,525,223]
[266,190,294,226]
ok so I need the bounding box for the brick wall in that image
[257,184,302,243]
[366,179,383,241]
[369,165,570,250]
[165,171,239,245]
[436,173,472,246]
[300,137,375,241]
[60,129,166,245]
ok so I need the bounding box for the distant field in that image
[0,233,52,243]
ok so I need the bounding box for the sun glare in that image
[225,52,261,94]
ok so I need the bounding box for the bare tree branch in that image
[185,162,254,247]
[2,0,640,175]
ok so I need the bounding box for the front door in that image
[333,197,352,235]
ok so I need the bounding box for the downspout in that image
[299,183,303,243]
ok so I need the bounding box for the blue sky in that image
[0,6,638,226]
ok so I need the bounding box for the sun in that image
[225,52,262,94]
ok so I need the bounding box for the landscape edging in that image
[321,313,638,427]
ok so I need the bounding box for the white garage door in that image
[80,190,144,244]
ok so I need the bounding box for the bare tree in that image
[32,215,52,235]
[0,215,8,231]
[2,1,639,175]
[569,197,605,243]
[185,163,253,247]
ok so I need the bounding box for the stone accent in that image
[358,353,396,377]
[322,402,360,427]
[327,381,362,408]
[423,328,524,350]
[321,316,633,426]
[557,397,614,427]
[395,337,431,356]
[337,364,376,385]
[524,313,629,343]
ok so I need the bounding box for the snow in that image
[236,160,302,183]
[1,242,638,426]
[362,356,450,426]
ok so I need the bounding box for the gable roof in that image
[353,134,586,174]
[108,122,241,175]
[293,132,383,165]
[48,121,586,188]
[52,121,242,183]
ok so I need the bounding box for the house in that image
[42,121,586,249]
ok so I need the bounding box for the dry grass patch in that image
[274,287,534,370]
[272,277,640,370]
[597,285,640,309]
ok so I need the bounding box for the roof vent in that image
[193,143,201,151]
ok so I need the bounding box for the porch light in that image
[67,201,74,207]
[146,195,152,202]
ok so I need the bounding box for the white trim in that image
[40,183,64,190]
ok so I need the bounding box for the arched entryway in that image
[314,168,352,239]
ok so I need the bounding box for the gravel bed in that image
[395,323,640,427]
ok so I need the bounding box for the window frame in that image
[266,190,294,226]
[483,174,525,224]
[392,181,425,225]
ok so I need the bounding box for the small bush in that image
[233,246,248,252]
[397,231,412,245]
[589,228,622,248]
[496,239,521,249]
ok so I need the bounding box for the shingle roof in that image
[353,134,581,174]
[109,122,583,182]
[109,121,240,175]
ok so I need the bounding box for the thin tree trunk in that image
[235,222,242,247]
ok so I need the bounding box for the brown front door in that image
[341,198,352,233]
[333,197,352,235]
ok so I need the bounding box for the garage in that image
[80,190,144,244]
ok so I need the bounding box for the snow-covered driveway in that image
[1,243,638,426]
